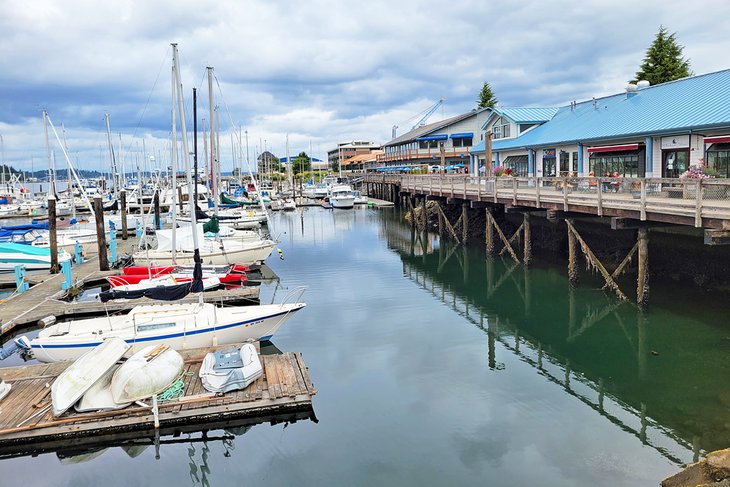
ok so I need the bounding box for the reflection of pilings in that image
[462,247,469,284]
[567,219,578,285]
[523,212,532,266]
[638,311,647,380]
[641,403,648,444]
[637,227,649,307]
[524,266,531,317]
[462,203,468,242]
[486,256,495,294]
[485,208,494,254]
[400,260,693,466]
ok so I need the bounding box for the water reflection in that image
[381,209,730,465]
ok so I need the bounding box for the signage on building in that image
[661,135,689,149]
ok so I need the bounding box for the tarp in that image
[220,192,257,206]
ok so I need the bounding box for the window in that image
[708,144,730,177]
[543,149,556,177]
[419,140,439,149]
[519,123,537,133]
[491,117,511,140]
[589,152,641,177]
[559,150,570,175]
[452,137,473,148]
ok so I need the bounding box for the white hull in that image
[30,301,306,363]
[331,196,355,209]
[133,239,275,266]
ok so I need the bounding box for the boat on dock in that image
[0,242,73,272]
[110,344,184,403]
[199,343,263,393]
[28,299,306,363]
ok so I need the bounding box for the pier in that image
[0,343,317,459]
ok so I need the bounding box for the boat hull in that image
[30,302,305,363]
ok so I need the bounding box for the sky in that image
[1,0,730,175]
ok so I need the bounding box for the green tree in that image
[330,161,339,173]
[292,152,311,175]
[632,25,692,85]
[477,82,498,109]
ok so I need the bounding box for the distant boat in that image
[50,338,130,416]
[29,300,306,363]
[329,184,355,209]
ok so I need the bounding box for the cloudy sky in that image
[1,0,729,174]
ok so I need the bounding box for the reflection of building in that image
[327,141,381,170]
[471,69,730,178]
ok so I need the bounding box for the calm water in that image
[3,206,730,486]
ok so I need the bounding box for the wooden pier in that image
[0,344,317,458]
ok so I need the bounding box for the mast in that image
[62,124,76,219]
[172,43,199,252]
[43,110,54,197]
[170,64,178,263]
[286,133,292,190]
[207,67,219,217]
[105,113,118,200]
[215,106,221,206]
[193,88,199,210]
[0,134,5,186]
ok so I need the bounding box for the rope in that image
[158,371,192,402]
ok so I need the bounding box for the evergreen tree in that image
[477,82,498,109]
[632,26,692,85]
[292,152,311,175]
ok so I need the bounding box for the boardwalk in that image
[366,174,730,230]
[0,344,316,458]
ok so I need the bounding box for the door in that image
[663,150,689,178]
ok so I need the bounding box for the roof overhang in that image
[450,132,473,139]
[587,143,640,153]
[704,135,730,144]
[416,134,448,141]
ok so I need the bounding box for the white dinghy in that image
[74,367,132,413]
[51,338,130,417]
[199,343,263,393]
[0,380,11,402]
[111,344,183,404]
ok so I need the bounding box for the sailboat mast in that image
[170,64,178,263]
[62,124,76,219]
[172,43,199,251]
[193,88,199,209]
[207,67,219,217]
[105,113,118,200]
[43,110,54,197]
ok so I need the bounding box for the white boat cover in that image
[199,343,263,393]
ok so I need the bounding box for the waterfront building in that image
[372,108,490,173]
[340,151,381,174]
[470,68,730,178]
[327,141,381,170]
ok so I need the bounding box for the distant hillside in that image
[0,165,105,181]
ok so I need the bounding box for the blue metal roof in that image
[473,69,730,153]
[494,107,559,123]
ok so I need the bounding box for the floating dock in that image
[0,344,317,458]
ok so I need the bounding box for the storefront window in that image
[662,150,689,178]
[708,144,730,177]
[542,149,556,177]
[559,151,570,175]
[589,152,641,177]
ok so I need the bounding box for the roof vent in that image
[637,80,650,89]
[626,83,638,98]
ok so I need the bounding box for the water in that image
[2,206,729,486]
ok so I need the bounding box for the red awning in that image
[587,143,639,153]
[704,136,730,144]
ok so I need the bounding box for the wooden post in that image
[177,185,184,212]
[438,203,444,235]
[421,197,427,229]
[637,227,649,307]
[120,190,128,240]
[93,196,109,271]
[461,202,468,242]
[153,190,161,230]
[523,212,531,266]
[48,196,59,274]
[567,219,578,285]
[485,208,494,254]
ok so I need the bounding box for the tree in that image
[330,161,339,173]
[632,25,692,85]
[292,152,311,175]
[477,82,498,109]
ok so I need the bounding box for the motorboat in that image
[111,344,183,403]
[329,184,355,209]
[199,343,263,393]
[50,338,131,416]
[282,199,296,211]
[29,299,306,363]
[353,190,368,205]
[0,242,73,272]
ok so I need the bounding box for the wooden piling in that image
[421,197,427,229]
[567,219,578,285]
[485,208,494,254]
[637,227,649,307]
[438,203,444,235]
[461,203,468,242]
[120,190,128,240]
[523,212,531,267]
[177,185,184,212]
[93,196,109,271]
[47,196,59,274]
[154,190,161,230]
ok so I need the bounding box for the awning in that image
[450,132,473,139]
[587,143,639,153]
[503,155,528,165]
[416,134,448,141]
[704,136,730,144]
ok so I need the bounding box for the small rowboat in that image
[75,367,132,412]
[111,344,184,404]
[51,338,130,417]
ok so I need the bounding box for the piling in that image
[637,227,649,307]
[47,196,59,274]
[461,203,468,242]
[154,190,161,230]
[485,208,494,254]
[93,196,109,271]
[567,219,578,285]
[120,190,128,240]
[523,212,532,267]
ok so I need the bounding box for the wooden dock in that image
[0,344,317,458]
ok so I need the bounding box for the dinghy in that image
[29,299,306,363]
[74,367,132,413]
[199,343,263,393]
[111,344,183,403]
[0,380,11,402]
[51,338,130,416]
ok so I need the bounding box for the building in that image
[340,151,382,173]
[470,69,730,178]
[327,141,381,169]
[372,108,491,173]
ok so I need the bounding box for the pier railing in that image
[365,174,730,228]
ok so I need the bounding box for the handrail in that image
[278,285,307,308]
